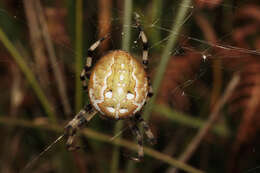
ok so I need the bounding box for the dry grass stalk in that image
[168,74,240,173]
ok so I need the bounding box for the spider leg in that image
[134,114,156,145]
[135,14,149,70]
[128,119,144,162]
[80,35,110,90]
[147,77,154,98]
[135,14,153,98]
[65,104,97,151]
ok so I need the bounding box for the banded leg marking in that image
[147,77,153,98]
[134,114,156,145]
[129,120,144,162]
[134,14,153,98]
[65,104,97,151]
[135,14,149,70]
[80,35,110,90]
[126,114,155,161]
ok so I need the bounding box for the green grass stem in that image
[111,0,132,173]
[0,116,204,173]
[143,0,192,120]
[121,0,132,51]
[150,0,162,48]
[0,28,56,122]
[154,104,230,137]
[75,0,83,112]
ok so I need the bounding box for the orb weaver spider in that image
[24,16,155,170]
[65,16,155,162]
[21,14,156,172]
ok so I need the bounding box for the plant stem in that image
[35,0,72,116]
[150,0,162,48]
[0,28,56,122]
[111,0,132,173]
[168,74,240,173]
[143,0,193,120]
[121,0,132,51]
[154,104,230,137]
[0,116,204,173]
[75,0,83,112]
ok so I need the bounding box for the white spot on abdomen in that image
[105,91,112,98]
[107,106,115,113]
[119,108,128,114]
[127,93,134,100]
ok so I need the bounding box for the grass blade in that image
[154,104,230,137]
[0,116,204,173]
[111,0,132,173]
[0,28,56,122]
[143,0,193,120]
[75,0,83,112]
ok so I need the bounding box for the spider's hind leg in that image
[134,114,156,145]
[127,114,155,162]
[65,104,97,151]
[128,119,144,162]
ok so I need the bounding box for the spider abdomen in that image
[88,50,148,119]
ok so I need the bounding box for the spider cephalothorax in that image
[64,16,155,161]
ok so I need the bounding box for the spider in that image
[64,16,155,162]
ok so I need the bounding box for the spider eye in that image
[105,90,113,98]
[126,92,134,100]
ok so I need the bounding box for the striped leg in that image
[147,77,153,98]
[65,104,97,151]
[135,14,149,70]
[80,35,109,90]
[134,114,156,145]
[135,14,153,98]
[128,119,144,162]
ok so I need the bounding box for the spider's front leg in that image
[80,35,110,90]
[65,104,97,151]
[135,14,153,98]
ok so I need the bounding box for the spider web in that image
[0,0,260,173]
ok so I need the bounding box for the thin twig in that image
[168,74,240,173]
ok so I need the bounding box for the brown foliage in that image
[221,4,260,172]
[157,51,201,111]
[158,2,260,172]
[195,0,223,9]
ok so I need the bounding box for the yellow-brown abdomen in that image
[88,50,148,119]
